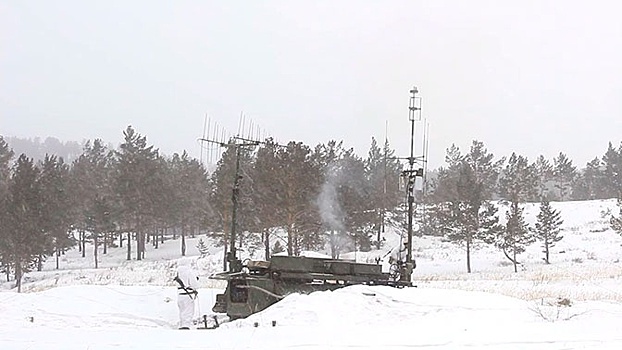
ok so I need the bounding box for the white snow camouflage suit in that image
[176,258,199,329]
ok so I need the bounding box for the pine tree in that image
[533,155,553,201]
[115,126,160,261]
[71,139,118,265]
[438,162,502,273]
[553,152,577,201]
[0,137,15,280]
[169,151,211,256]
[496,202,534,272]
[150,155,174,250]
[196,238,210,258]
[464,140,505,199]
[337,151,374,253]
[251,139,282,259]
[0,137,12,189]
[572,157,605,200]
[497,153,537,272]
[85,194,116,268]
[433,141,503,273]
[38,154,74,270]
[499,153,537,204]
[432,144,463,203]
[533,198,564,264]
[69,153,88,257]
[603,143,622,240]
[364,137,403,248]
[314,140,373,258]
[274,140,321,256]
[209,143,237,267]
[5,154,45,291]
[602,142,622,199]
[610,199,622,237]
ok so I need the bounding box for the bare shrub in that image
[529,297,586,322]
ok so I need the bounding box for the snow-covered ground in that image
[2,199,622,349]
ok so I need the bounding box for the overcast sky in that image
[2,0,621,169]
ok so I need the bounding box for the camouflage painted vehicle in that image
[210,255,412,320]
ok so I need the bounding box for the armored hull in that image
[211,255,411,320]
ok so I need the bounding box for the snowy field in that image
[2,199,622,349]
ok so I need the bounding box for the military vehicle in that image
[207,87,424,324]
[210,253,413,320]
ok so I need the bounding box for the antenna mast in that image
[397,86,425,284]
[198,113,278,273]
[199,114,260,273]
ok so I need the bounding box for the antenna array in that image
[198,113,270,167]
[197,112,281,272]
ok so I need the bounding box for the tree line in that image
[0,127,404,291]
[425,140,622,273]
[4,136,84,163]
[3,128,622,291]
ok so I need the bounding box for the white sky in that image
[2,1,622,168]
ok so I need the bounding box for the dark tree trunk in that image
[466,236,472,273]
[181,216,187,256]
[512,243,518,273]
[227,231,229,271]
[502,247,519,272]
[126,232,131,260]
[136,215,142,261]
[15,261,22,293]
[141,231,146,260]
[377,209,382,250]
[81,230,86,258]
[56,250,60,270]
[94,234,99,269]
[223,244,228,271]
[238,227,243,248]
[287,223,294,256]
[544,237,550,264]
[181,226,186,256]
[103,232,108,255]
[264,229,270,260]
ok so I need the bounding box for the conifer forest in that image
[2,128,622,291]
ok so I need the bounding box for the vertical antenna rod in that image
[409,88,417,167]
[406,86,420,266]
[201,114,208,164]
